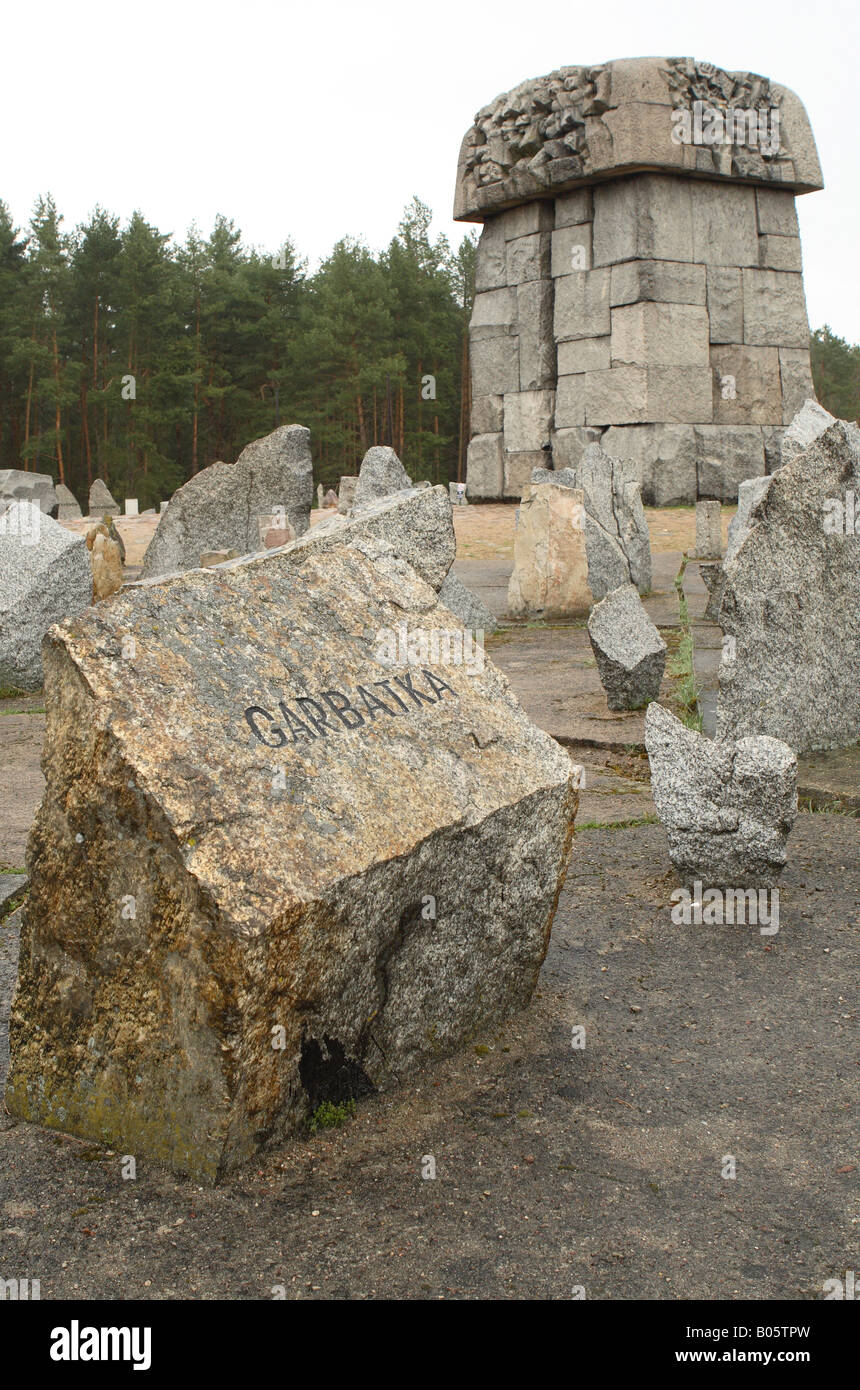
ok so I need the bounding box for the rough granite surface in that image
[6,534,579,1180]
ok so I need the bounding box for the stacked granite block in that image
[459,58,823,503]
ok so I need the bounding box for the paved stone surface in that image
[0,712,45,869]
[0,875,26,915]
[797,746,860,814]
[0,812,855,1299]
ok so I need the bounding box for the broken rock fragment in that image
[587,583,666,710]
[645,701,797,890]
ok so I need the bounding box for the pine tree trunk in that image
[398,383,404,458]
[356,392,367,450]
[417,357,422,471]
[24,356,34,464]
[81,386,93,485]
[52,327,65,484]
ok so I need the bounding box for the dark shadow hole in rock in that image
[299,1034,375,1108]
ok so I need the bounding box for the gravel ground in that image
[1,812,856,1301]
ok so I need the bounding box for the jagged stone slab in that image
[588,584,666,710]
[725,475,772,564]
[717,419,860,752]
[88,479,120,518]
[55,483,83,521]
[238,485,455,593]
[507,481,593,618]
[353,447,412,509]
[6,535,580,1180]
[532,439,651,597]
[779,398,835,468]
[140,427,312,579]
[645,702,797,889]
[0,470,57,517]
[437,572,498,635]
[0,503,92,690]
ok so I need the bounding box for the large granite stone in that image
[0,469,58,517]
[7,535,580,1180]
[507,481,593,618]
[353,447,412,509]
[0,504,92,691]
[645,702,797,890]
[716,420,860,752]
[588,584,666,710]
[141,426,313,578]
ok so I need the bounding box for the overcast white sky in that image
[4,0,858,338]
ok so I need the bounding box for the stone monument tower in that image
[454,58,823,503]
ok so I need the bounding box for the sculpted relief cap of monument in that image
[454,56,822,221]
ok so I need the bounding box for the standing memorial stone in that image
[694,501,722,559]
[89,478,120,518]
[646,702,797,889]
[140,425,313,578]
[507,480,593,618]
[533,440,652,597]
[7,532,579,1180]
[55,483,83,521]
[353,446,412,509]
[717,419,860,752]
[338,476,359,514]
